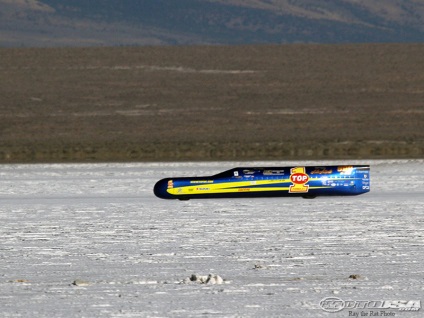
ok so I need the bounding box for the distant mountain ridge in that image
[1,0,424,47]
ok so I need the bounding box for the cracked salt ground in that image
[0,160,423,317]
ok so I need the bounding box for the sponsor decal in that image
[289,167,309,193]
[338,165,354,174]
[190,180,213,184]
[311,167,333,175]
[196,187,210,191]
[263,169,284,175]
[319,297,420,313]
[167,180,174,189]
[238,188,250,192]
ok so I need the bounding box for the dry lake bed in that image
[0,160,423,317]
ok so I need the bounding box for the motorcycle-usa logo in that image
[289,167,309,193]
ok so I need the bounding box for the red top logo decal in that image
[289,167,309,193]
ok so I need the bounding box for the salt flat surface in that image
[0,160,423,317]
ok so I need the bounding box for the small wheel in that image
[178,197,190,201]
[302,195,317,199]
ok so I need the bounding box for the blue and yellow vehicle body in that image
[154,165,370,200]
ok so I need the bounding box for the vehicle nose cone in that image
[153,178,173,199]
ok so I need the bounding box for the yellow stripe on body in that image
[167,178,331,196]
[167,179,288,195]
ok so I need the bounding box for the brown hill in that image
[1,43,423,162]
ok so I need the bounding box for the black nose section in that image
[153,178,173,199]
